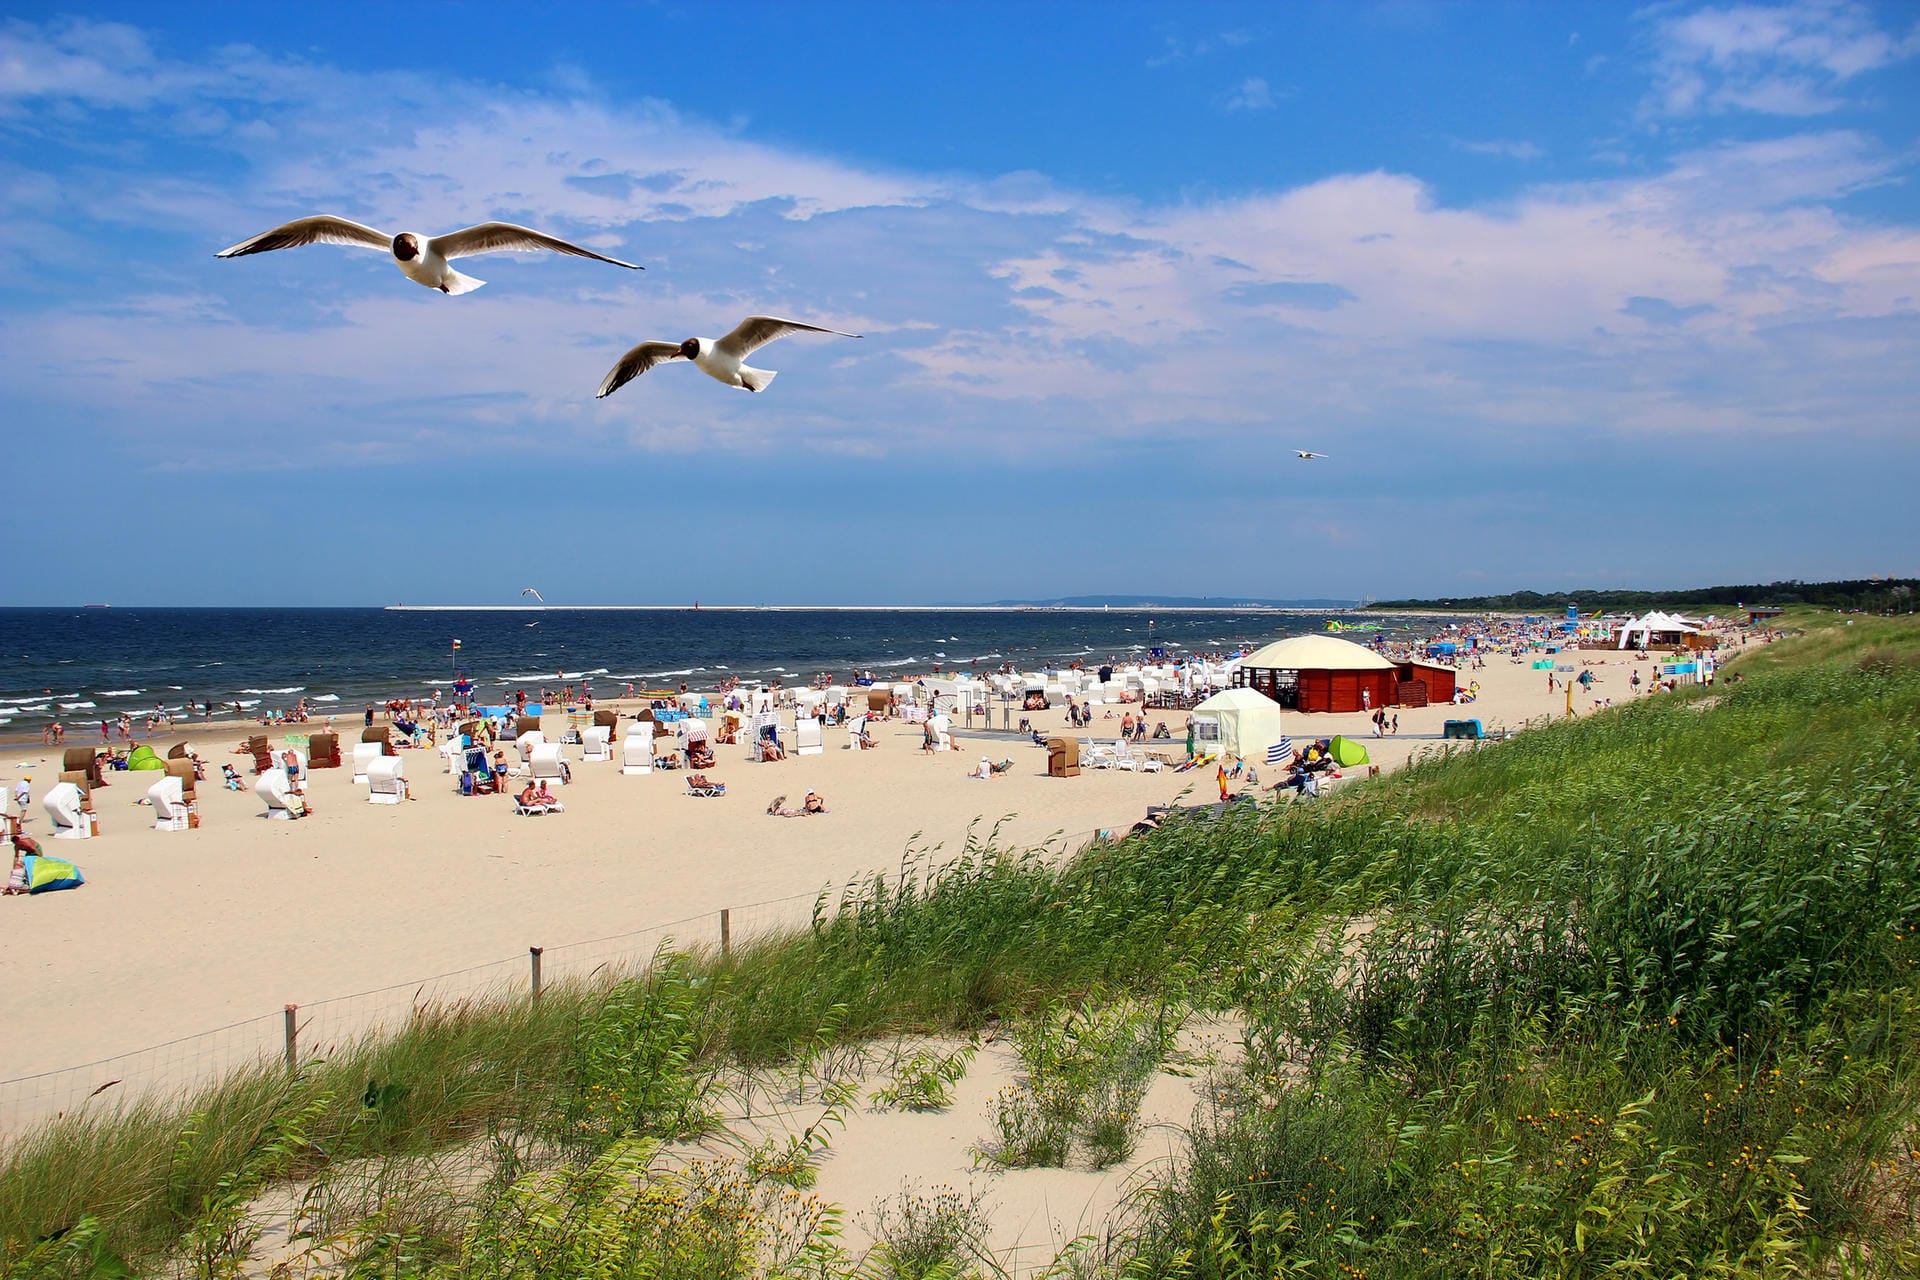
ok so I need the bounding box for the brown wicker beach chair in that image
[64,747,106,788]
[308,732,341,768]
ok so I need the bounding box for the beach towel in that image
[22,854,85,894]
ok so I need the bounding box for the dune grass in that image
[3,615,1917,1276]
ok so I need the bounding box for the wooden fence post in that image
[283,1004,298,1071]
[720,908,732,958]
[529,947,544,999]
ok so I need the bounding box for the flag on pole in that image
[1266,737,1294,764]
[452,639,462,649]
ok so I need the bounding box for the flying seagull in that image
[597,316,860,397]
[1294,450,1329,460]
[521,587,544,603]
[216,216,641,294]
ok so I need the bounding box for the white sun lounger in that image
[149,774,193,830]
[43,781,91,839]
[367,755,408,804]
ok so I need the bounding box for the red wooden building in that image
[1392,661,1457,708]
[1231,635,1402,714]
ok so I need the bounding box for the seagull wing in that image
[596,342,687,398]
[216,215,391,258]
[431,222,641,268]
[715,316,861,359]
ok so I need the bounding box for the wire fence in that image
[0,827,1121,1139]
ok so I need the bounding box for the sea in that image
[0,607,1439,737]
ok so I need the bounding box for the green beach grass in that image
[4,612,1917,1277]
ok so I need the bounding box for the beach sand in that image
[0,641,1723,1270]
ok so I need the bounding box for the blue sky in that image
[2,0,1916,605]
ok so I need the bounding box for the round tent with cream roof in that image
[1231,634,1398,713]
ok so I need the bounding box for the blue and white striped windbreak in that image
[1267,737,1294,764]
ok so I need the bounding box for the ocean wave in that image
[96,689,144,697]
[238,687,305,695]
[60,701,96,710]
[234,700,260,708]
[311,694,340,703]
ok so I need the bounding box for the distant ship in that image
[83,603,110,609]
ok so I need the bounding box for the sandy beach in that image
[0,639,1713,1098]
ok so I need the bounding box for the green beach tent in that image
[1327,736,1370,768]
[127,745,165,770]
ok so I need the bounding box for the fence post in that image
[720,908,732,958]
[529,947,544,999]
[283,1004,298,1071]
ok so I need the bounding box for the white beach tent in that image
[1189,688,1287,763]
[1615,611,1704,649]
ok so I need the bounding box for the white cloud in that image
[1641,0,1920,117]
[1222,76,1275,112]
[1452,138,1548,161]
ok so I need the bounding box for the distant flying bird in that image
[521,587,544,603]
[1294,450,1329,460]
[597,316,860,397]
[216,216,641,294]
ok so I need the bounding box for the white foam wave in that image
[235,700,260,708]
[238,687,305,695]
[60,701,96,710]
[97,689,144,697]
[311,694,340,703]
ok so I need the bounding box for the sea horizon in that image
[0,605,1451,740]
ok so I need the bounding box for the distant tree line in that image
[1372,579,1918,614]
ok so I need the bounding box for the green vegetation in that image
[1374,576,1917,614]
[3,616,1917,1277]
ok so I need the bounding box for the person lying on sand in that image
[765,789,827,816]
